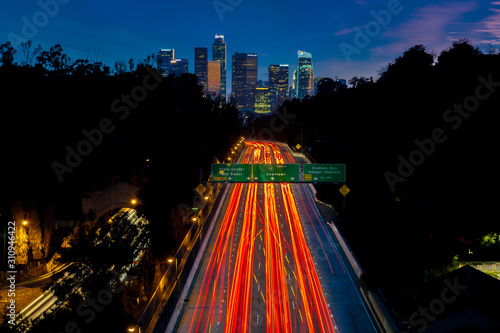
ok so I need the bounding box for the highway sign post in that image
[303,164,346,183]
[339,184,350,196]
[339,184,350,210]
[195,184,206,196]
[252,164,300,182]
[211,164,253,182]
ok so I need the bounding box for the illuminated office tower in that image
[169,59,188,76]
[158,49,175,76]
[268,64,289,111]
[254,87,271,114]
[207,60,221,95]
[195,47,208,90]
[212,35,227,100]
[232,52,258,110]
[297,50,314,99]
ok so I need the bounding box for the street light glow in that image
[22,220,28,225]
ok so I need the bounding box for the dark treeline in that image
[253,40,500,320]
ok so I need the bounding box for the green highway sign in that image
[252,164,300,182]
[212,164,252,182]
[303,164,346,183]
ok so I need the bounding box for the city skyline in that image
[2,0,500,88]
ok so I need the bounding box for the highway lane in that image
[172,141,376,332]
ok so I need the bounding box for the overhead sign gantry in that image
[211,163,346,183]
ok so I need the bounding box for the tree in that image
[481,232,499,247]
[25,205,44,261]
[316,77,336,95]
[70,59,109,76]
[482,43,499,55]
[379,44,434,82]
[11,201,29,265]
[36,44,71,73]
[43,203,55,258]
[138,53,157,68]
[19,40,42,67]
[114,59,127,75]
[348,76,374,89]
[437,38,482,65]
[0,41,16,67]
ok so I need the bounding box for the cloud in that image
[475,1,500,43]
[334,26,365,36]
[371,2,478,56]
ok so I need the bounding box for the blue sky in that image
[2,0,500,84]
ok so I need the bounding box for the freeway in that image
[171,141,376,332]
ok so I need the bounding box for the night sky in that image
[2,0,500,85]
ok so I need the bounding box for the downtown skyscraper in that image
[212,35,227,100]
[297,50,314,99]
[157,49,175,76]
[207,60,221,95]
[268,64,289,111]
[232,52,258,110]
[195,47,208,90]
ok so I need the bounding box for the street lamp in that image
[130,199,137,205]
[167,256,178,280]
[127,317,141,333]
[22,220,28,226]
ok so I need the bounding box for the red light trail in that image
[185,141,337,332]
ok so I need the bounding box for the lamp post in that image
[167,257,178,280]
[127,317,142,333]
[22,220,29,269]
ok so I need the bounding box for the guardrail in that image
[327,222,398,333]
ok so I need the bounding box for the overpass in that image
[139,141,397,333]
[46,182,140,272]
[81,182,140,220]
